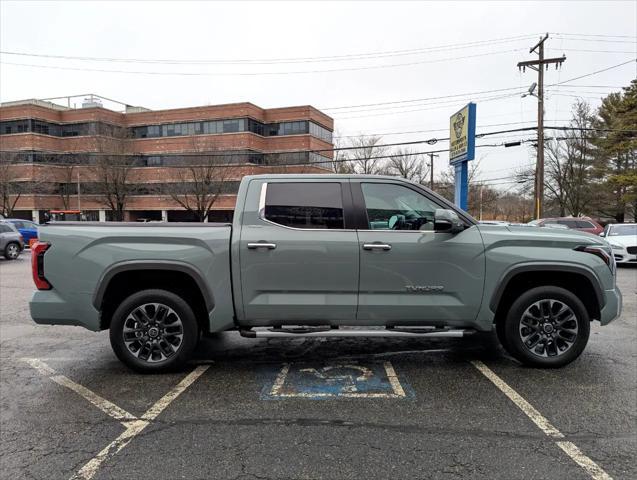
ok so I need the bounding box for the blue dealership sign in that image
[448,102,476,210]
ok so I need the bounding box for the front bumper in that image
[611,245,637,264]
[600,286,622,325]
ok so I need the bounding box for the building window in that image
[264,182,344,229]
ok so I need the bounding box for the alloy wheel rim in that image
[519,299,579,358]
[7,244,18,259]
[122,303,184,363]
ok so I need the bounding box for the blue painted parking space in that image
[261,361,414,399]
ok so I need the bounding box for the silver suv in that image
[0,221,24,260]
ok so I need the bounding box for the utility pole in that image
[427,153,439,190]
[517,34,565,219]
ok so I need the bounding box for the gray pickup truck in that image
[30,174,622,372]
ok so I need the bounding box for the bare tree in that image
[517,101,596,217]
[91,136,136,221]
[329,130,355,174]
[348,135,387,174]
[383,148,428,182]
[55,157,82,210]
[0,154,22,217]
[169,137,237,222]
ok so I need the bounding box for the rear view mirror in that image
[434,209,464,234]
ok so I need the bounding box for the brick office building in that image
[0,95,334,222]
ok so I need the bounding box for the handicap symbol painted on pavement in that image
[261,361,413,399]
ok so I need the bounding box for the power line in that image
[322,86,526,110]
[0,48,528,77]
[334,93,521,121]
[329,91,526,116]
[552,36,637,44]
[0,35,541,65]
[551,32,637,39]
[550,58,636,86]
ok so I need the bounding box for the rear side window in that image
[264,182,344,229]
[0,224,12,233]
[557,220,578,228]
[576,221,595,229]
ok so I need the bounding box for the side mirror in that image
[598,232,605,237]
[434,209,464,234]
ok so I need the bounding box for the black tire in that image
[503,286,590,368]
[4,242,21,260]
[109,289,199,373]
[496,318,513,355]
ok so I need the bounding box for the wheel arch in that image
[94,261,213,331]
[490,264,604,325]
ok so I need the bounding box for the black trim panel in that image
[489,263,605,313]
[43,222,231,227]
[92,260,214,312]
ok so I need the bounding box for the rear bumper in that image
[29,290,101,331]
[600,286,622,325]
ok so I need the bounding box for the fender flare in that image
[92,260,214,312]
[489,262,605,313]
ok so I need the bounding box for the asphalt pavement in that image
[1,251,635,480]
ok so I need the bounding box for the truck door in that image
[238,179,359,324]
[353,180,485,325]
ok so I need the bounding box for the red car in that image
[532,217,603,235]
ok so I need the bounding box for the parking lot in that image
[0,252,635,480]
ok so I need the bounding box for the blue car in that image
[4,219,39,244]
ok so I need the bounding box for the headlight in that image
[610,243,624,250]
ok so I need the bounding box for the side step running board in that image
[239,328,474,339]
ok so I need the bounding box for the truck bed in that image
[31,222,235,332]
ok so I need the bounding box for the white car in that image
[600,223,637,264]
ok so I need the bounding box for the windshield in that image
[609,224,637,236]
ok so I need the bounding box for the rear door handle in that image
[247,242,277,250]
[362,243,392,251]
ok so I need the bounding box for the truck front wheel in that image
[503,286,590,368]
[109,289,199,373]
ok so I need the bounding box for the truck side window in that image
[361,183,439,231]
[264,182,344,230]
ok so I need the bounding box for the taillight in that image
[31,241,52,290]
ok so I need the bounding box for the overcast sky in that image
[1,1,635,184]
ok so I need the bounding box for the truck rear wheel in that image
[109,289,199,373]
[503,286,590,368]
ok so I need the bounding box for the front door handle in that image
[362,243,392,251]
[247,242,277,250]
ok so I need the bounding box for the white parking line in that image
[22,358,136,422]
[471,360,612,480]
[21,358,209,480]
[72,365,209,480]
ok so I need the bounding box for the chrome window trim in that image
[257,181,356,232]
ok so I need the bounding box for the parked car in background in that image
[0,221,24,260]
[4,219,39,244]
[529,217,603,235]
[600,223,637,264]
